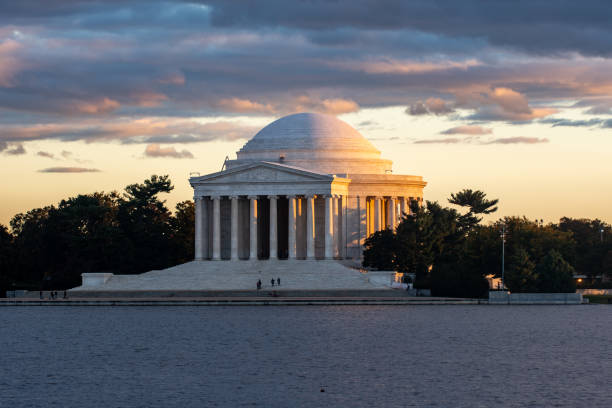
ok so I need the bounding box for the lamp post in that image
[601,228,604,243]
[500,224,506,290]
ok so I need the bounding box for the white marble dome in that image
[228,112,392,174]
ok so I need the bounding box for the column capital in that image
[194,196,203,202]
[210,195,221,200]
[267,195,278,200]
[229,195,240,200]
[247,195,258,200]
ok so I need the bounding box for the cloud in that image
[485,137,549,144]
[0,118,257,144]
[0,141,6,152]
[38,167,100,173]
[407,97,454,116]
[206,0,612,57]
[414,135,549,145]
[0,38,24,87]
[540,118,604,127]
[414,138,461,144]
[466,88,557,121]
[73,97,120,114]
[5,143,26,155]
[215,98,276,114]
[440,125,492,135]
[36,151,54,158]
[213,95,359,115]
[144,143,194,159]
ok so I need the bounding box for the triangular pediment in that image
[191,161,333,185]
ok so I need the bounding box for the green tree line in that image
[0,175,194,293]
[363,189,612,298]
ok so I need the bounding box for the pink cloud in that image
[144,143,194,159]
[0,38,24,87]
[441,125,492,135]
[73,97,120,114]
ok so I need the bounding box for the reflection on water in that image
[1,306,611,408]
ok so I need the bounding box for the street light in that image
[601,228,604,243]
[500,224,506,290]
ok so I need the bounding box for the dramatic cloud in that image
[0,0,609,153]
[440,125,492,135]
[38,167,100,173]
[407,98,454,116]
[36,151,54,158]
[144,144,194,159]
[206,0,612,57]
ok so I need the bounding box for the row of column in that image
[195,194,342,261]
[371,196,416,233]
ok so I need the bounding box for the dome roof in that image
[239,112,379,155]
[228,112,392,175]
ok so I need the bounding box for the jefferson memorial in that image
[75,112,426,291]
[190,112,426,262]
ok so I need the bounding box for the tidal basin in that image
[2,305,610,407]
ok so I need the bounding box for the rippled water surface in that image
[1,305,611,407]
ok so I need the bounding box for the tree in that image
[362,229,396,270]
[0,224,14,294]
[449,189,498,232]
[557,217,612,278]
[117,175,175,273]
[504,247,538,292]
[535,250,576,293]
[170,200,195,264]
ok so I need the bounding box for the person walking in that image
[277,277,280,286]
[257,279,261,290]
[270,278,275,287]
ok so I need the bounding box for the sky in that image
[1,0,611,226]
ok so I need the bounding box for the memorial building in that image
[190,113,426,262]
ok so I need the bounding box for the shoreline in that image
[0,296,591,306]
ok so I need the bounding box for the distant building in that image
[189,112,426,261]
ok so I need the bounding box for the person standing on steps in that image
[257,279,262,290]
[277,277,280,286]
[271,278,275,287]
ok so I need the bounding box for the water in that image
[1,306,611,408]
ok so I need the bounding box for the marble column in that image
[212,196,221,260]
[194,197,203,260]
[230,195,239,260]
[288,195,297,259]
[324,195,334,259]
[358,196,367,249]
[374,196,382,232]
[332,195,340,258]
[249,196,258,260]
[268,195,278,259]
[306,195,315,260]
[389,197,397,230]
